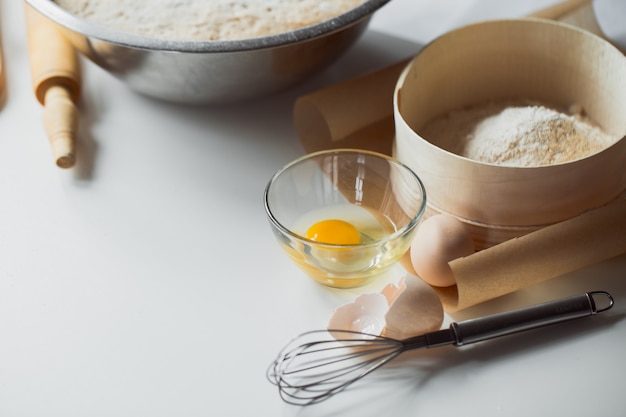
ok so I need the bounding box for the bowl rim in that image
[263,148,427,249]
[25,0,391,52]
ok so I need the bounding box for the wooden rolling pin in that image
[25,4,81,169]
[0,31,5,100]
[433,197,626,312]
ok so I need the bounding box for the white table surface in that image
[1,0,625,416]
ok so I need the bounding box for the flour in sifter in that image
[419,101,617,167]
[54,0,366,41]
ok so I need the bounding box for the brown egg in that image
[410,214,475,287]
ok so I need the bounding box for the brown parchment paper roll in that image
[528,0,606,38]
[294,59,409,154]
[293,0,619,154]
[435,198,626,312]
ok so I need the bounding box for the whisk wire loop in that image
[267,330,408,405]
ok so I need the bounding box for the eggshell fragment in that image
[328,274,444,340]
[327,293,388,336]
[382,274,444,340]
[410,214,475,287]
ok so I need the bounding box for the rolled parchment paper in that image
[25,4,81,169]
[294,59,409,154]
[293,0,620,153]
[434,198,626,312]
[528,0,605,37]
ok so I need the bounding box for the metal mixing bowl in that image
[25,0,391,104]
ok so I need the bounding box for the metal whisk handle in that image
[451,291,614,346]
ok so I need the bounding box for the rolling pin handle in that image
[43,85,78,169]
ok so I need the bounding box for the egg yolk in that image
[306,219,361,245]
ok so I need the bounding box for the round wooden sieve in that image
[393,18,626,249]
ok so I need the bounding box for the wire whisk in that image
[267,330,413,405]
[267,291,613,405]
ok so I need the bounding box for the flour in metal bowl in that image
[54,0,366,41]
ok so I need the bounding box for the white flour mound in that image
[55,0,366,41]
[420,101,617,167]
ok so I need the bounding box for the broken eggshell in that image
[327,292,389,336]
[328,274,444,340]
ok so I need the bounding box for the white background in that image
[1,0,625,416]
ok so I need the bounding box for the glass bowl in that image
[264,149,427,288]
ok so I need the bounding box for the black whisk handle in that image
[450,291,614,346]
